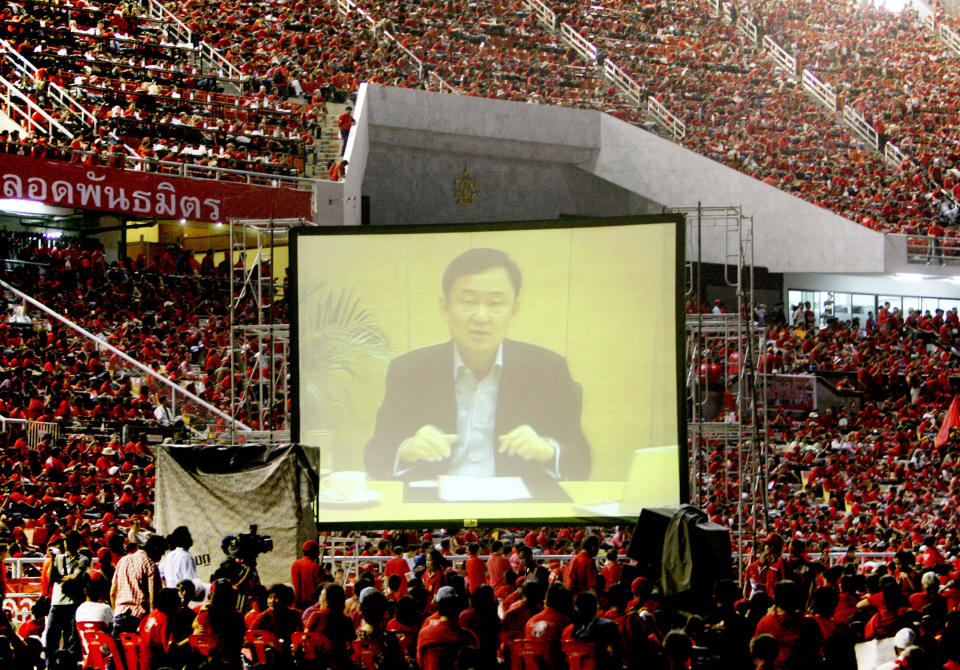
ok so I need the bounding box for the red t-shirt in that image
[524,607,571,670]
[290,557,323,610]
[417,617,478,670]
[563,551,598,593]
[138,610,171,670]
[465,555,486,593]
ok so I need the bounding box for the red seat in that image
[291,631,333,662]
[119,632,141,670]
[353,638,383,670]
[80,630,127,670]
[77,622,107,669]
[562,640,597,670]
[515,639,549,670]
[189,633,219,658]
[245,630,283,664]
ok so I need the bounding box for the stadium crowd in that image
[0,237,948,670]
[5,0,960,235]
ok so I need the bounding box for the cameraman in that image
[45,531,89,665]
[211,535,261,611]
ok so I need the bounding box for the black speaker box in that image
[626,506,732,602]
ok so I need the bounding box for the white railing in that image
[428,70,459,94]
[940,24,960,57]
[764,36,798,79]
[891,232,960,266]
[524,0,557,29]
[0,40,97,130]
[708,0,721,16]
[0,280,252,435]
[199,42,245,85]
[737,16,759,45]
[884,142,906,170]
[647,96,686,141]
[0,75,75,139]
[842,105,879,150]
[560,23,598,63]
[603,59,642,106]
[147,0,192,43]
[926,11,937,32]
[802,68,838,112]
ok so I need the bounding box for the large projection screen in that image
[291,216,685,525]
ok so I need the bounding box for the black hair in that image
[166,526,191,549]
[442,248,521,297]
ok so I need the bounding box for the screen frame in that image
[289,215,687,528]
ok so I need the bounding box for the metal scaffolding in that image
[677,204,768,581]
[228,217,310,446]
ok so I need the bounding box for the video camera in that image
[229,525,273,563]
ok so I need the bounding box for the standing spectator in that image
[45,531,90,667]
[290,540,323,610]
[601,549,622,587]
[159,526,206,601]
[486,540,510,591]
[464,543,486,594]
[111,534,166,635]
[384,545,410,598]
[564,535,600,594]
[337,107,354,155]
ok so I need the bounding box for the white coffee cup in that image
[326,470,366,500]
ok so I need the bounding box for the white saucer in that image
[316,488,381,508]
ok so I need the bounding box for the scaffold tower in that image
[228,217,311,446]
[676,205,769,580]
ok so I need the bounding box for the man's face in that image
[441,266,518,358]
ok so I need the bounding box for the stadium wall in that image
[352,84,889,275]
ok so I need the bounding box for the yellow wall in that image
[296,222,679,482]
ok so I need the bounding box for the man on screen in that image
[364,247,591,483]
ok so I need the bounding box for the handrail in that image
[884,142,906,170]
[940,24,960,57]
[0,74,74,139]
[560,22,598,63]
[764,36,798,80]
[736,16,759,46]
[147,0,192,44]
[603,59,642,106]
[428,70,459,94]
[0,39,97,129]
[802,68,838,112]
[523,0,557,30]
[842,105,879,150]
[647,96,685,141]
[199,41,245,85]
[0,280,252,433]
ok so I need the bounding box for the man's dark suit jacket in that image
[364,339,591,482]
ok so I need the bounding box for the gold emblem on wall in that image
[453,166,479,205]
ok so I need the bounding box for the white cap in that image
[894,628,916,649]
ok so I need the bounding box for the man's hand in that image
[397,425,458,463]
[499,425,556,462]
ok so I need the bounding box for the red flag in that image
[936,395,960,448]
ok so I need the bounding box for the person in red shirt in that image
[417,586,478,670]
[486,540,510,590]
[251,583,302,648]
[290,540,323,610]
[458,583,500,665]
[337,106,354,155]
[464,542,487,594]
[601,548,622,587]
[383,545,409,598]
[138,587,180,670]
[524,583,573,670]
[564,535,600,594]
[753,580,823,670]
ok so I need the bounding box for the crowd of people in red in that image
[5,0,960,238]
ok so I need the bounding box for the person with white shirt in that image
[159,526,207,602]
[74,579,114,632]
